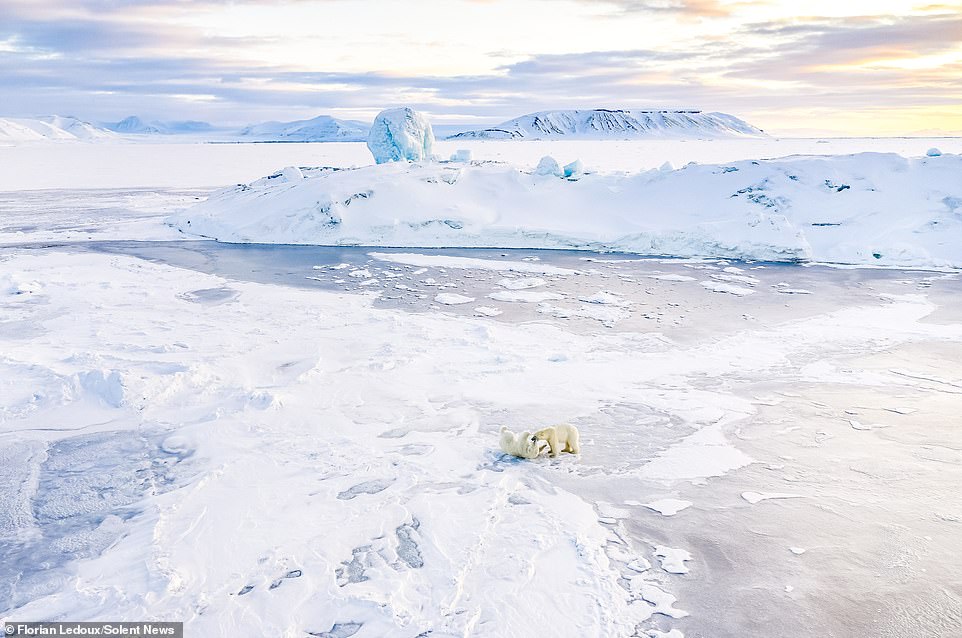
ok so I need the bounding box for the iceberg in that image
[563,159,584,178]
[366,107,435,164]
[535,156,562,176]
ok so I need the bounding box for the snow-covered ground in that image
[2,142,962,637]
[173,152,962,268]
[3,137,962,191]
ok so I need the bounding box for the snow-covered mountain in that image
[238,115,369,142]
[0,116,117,142]
[447,109,764,140]
[105,116,215,135]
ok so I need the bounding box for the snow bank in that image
[172,152,962,267]
[366,107,435,163]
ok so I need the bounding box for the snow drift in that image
[171,152,962,267]
[448,109,764,140]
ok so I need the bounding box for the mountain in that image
[447,109,765,140]
[105,116,214,135]
[0,116,116,142]
[238,115,369,142]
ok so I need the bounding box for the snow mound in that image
[171,152,962,268]
[448,109,764,140]
[367,107,435,164]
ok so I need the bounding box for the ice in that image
[76,370,125,407]
[563,159,584,177]
[654,546,693,574]
[497,276,547,289]
[281,165,304,181]
[487,290,565,303]
[535,155,562,176]
[640,421,754,480]
[701,281,755,296]
[1,273,42,296]
[366,107,435,164]
[450,149,472,162]
[578,290,630,307]
[741,491,805,504]
[176,151,962,268]
[370,252,577,274]
[6,146,962,637]
[927,147,942,156]
[644,499,692,516]
[434,293,475,305]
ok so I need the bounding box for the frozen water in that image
[366,107,435,164]
[535,155,562,176]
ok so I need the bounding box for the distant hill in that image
[238,115,369,142]
[105,116,214,135]
[447,109,765,140]
[0,116,117,142]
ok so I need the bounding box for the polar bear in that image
[534,423,581,457]
[499,426,546,460]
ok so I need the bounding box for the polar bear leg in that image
[564,427,580,454]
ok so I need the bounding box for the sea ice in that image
[434,293,475,305]
[654,546,693,574]
[644,499,693,516]
[741,492,805,504]
[487,290,565,303]
[366,107,435,164]
[497,277,547,289]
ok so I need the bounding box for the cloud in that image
[589,0,734,17]
[0,0,959,134]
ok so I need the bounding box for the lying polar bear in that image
[535,423,581,458]
[499,426,547,459]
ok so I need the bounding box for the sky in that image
[1,0,960,135]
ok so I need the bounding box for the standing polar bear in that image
[535,423,581,458]
[499,427,546,459]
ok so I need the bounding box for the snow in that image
[106,116,215,136]
[741,492,805,504]
[239,115,368,142]
[5,136,962,637]
[447,109,764,140]
[487,290,565,303]
[644,499,693,516]
[434,292,475,305]
[701,281,755,296]
[654,546,693,574]
[0,115,116,142]
[369,252,577,275]
[366,107,435,164]
[172,152,962,268]
[497,277,547,289]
